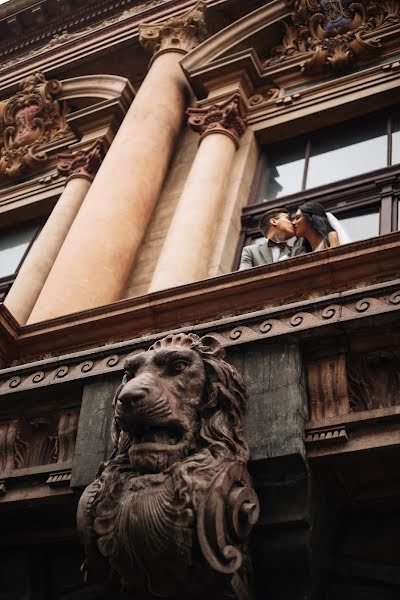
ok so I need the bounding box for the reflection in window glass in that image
[307,113,387,189]
[264,139,306,200]
[339,210,380,243]
[393,115,400,166]
[0,222,40,278]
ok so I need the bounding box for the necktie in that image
[267,239,287,250]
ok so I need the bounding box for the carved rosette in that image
[188,93,248,149]
[139,1,207,57]
[266,0,400,73]
[0,72,69,179]
[57,139,105,181]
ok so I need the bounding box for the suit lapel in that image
[259,242,273,264]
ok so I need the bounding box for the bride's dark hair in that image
[298,201,334,252]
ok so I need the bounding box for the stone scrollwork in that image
[57,139,105,180]
[0,72,69,179]
[77,333,259,599]
[139,1,207,56]
[266,0,400,73]
[188,93,248,148]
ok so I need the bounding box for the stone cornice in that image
[0,276,399,396]
[1,231,400,364]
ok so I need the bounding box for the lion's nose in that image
[117,388,147,407]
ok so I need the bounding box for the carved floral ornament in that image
[0,72,69,179]
[188,94,248,148]
[267,0,400,73]
[139,1,207,56]
[57,139,105,181]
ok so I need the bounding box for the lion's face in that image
[114,341,206,473]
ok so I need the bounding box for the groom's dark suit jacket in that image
[239,240,306,270]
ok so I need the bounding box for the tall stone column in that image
[5,141,104,326]
[150,93,247,292]
[28,2,207,323]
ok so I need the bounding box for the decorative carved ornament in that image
[139,1,207,56]
[0,72,69,179]
[78,333,259,599]
[188,93,248,148]
[348,349,400,412]
[266,0,400,73]
[0,408,78,472]
[57,139,105,180]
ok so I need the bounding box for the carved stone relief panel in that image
[265,0,400,74]
[306,354,350,421]
[0,408,79,472]
[77,333,259,600]
[0,72,69,180]
[348,350,400,412]
[306,347,400,422]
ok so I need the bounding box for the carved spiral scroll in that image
[197,462,259,576]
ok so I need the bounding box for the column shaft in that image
[29,53,189,322]
[150,133,236,291]
[150,93,247,292]
[5,175,91,325]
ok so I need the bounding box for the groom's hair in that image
[259,207,289,235]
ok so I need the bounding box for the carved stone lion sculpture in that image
[77,333,259,599]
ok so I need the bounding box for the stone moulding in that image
[0,72,69,180]
[77,333,259,598]
[0,278,399,397]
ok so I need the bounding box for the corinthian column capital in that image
[139,1,207,58]
[57,139,105,182]
[187,93,248,149]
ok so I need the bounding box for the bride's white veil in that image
[327,212,352,245]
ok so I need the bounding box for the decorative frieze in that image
[0,72,69,179]
[266,0,400,74]
[57,139,105,180]
[0,280,399,397]
[139,1,207,56]
[188,93,248,147]
[0,408,79,473]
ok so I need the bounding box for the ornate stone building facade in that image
[0,0,400,598]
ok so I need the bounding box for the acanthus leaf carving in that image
[265,0,399,74]
[139,1,207,56]
[77,333,259,599]
[57,139,105,180]
[188,93,248,147]
[0,72,69,180]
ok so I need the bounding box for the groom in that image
[239,207,305,270]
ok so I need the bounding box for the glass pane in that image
[393,114,400,166]
[339,210,380,243]
[262,140,306,200]
[0,222,40,278]
[307,113,388,189]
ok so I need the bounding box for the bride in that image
[293,201,351,252]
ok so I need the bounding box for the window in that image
[0,221,42,301]
[260,109,397,201]
[238,107,400,261]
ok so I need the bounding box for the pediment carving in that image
[0,72,69,180]
[266,0,400,73]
